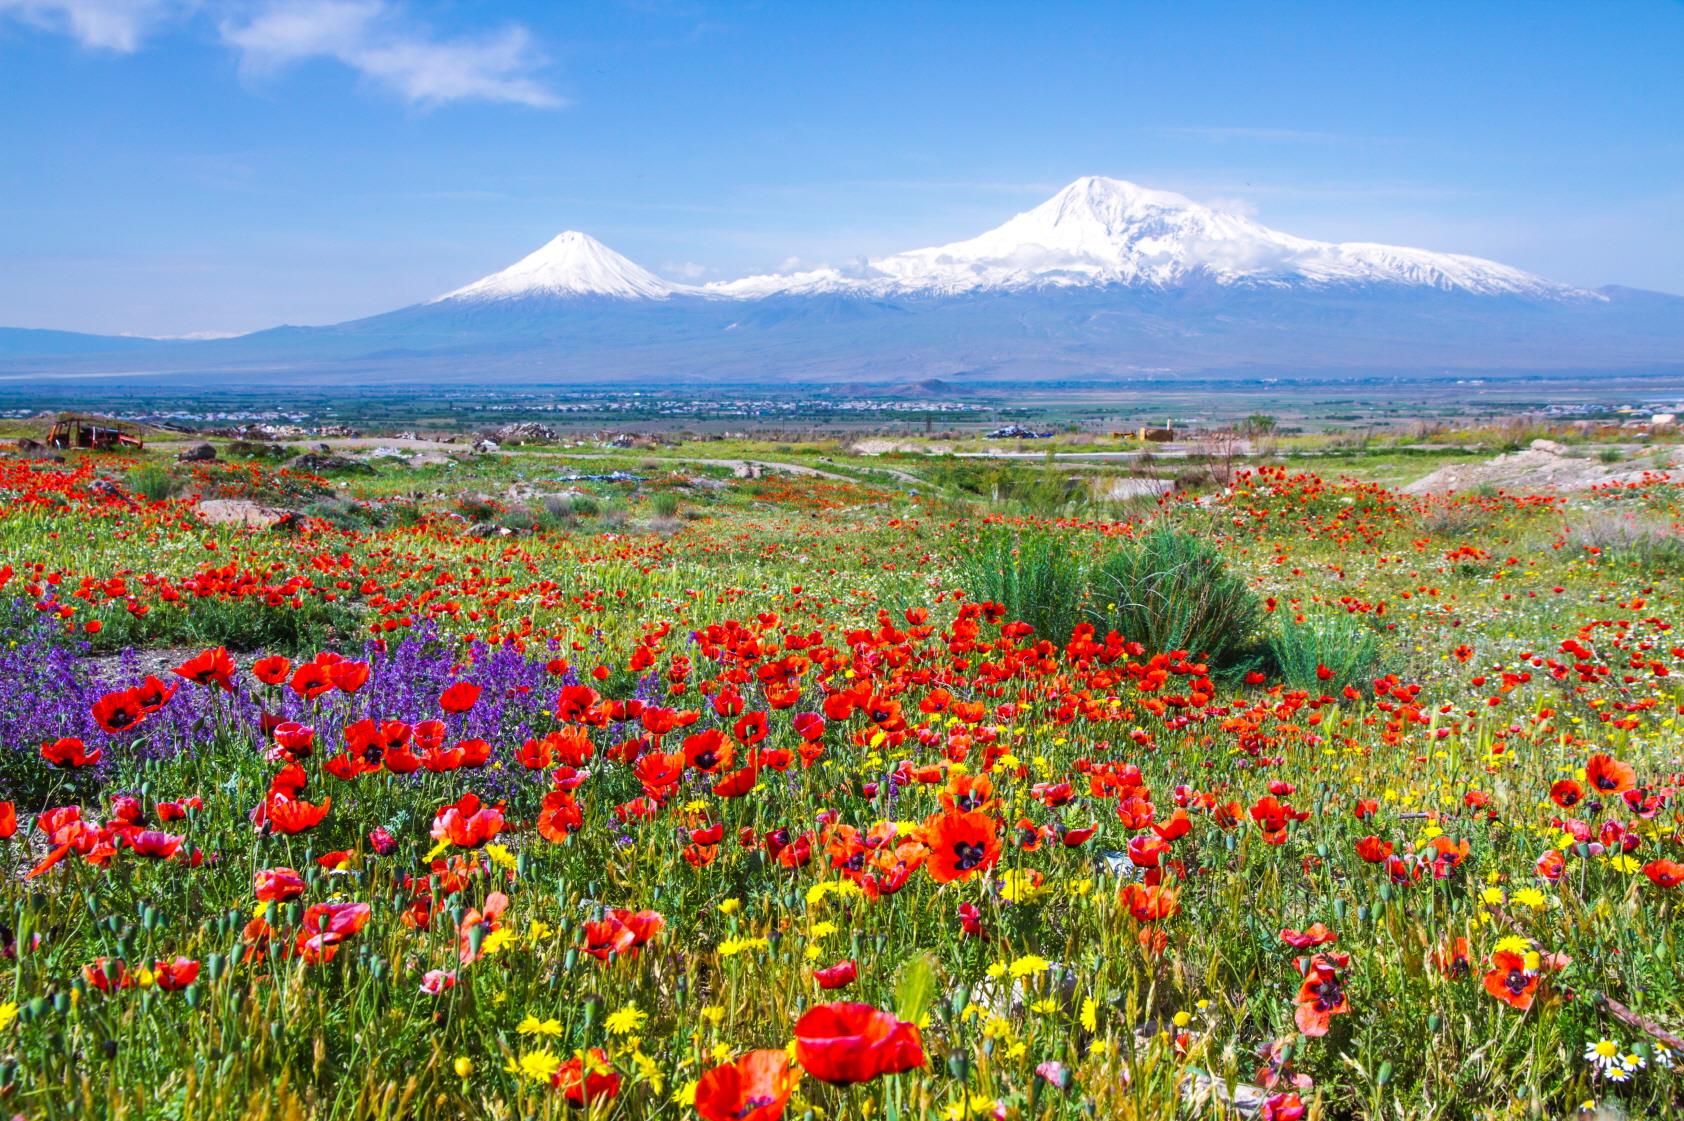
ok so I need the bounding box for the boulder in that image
[177,443,217,462]
[286,453,376,475]
[197,499,301,531]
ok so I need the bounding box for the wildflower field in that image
[0,441,1681,1120]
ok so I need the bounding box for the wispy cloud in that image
[0,0,179,50]
[0,0,561,108]
[222,0,561,108]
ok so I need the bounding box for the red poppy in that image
[255,866,306,902]
[552,1048,620,1106]
[793,1002,926,1085]
[296,901,371,963]
[1354,836,1393,863]
[289,662,334,699]
[1642,858,1684,888]
[132,675,178,711]
[1548,779,1584,809]
[252,655,292,685]
[923,810,1001,883]
[253,792,331,835]
[696,1050,795,1121]
[813,959,858,990]
[328,660,370,694]
[126,830,183,859]
[712,765,759,798]
[152,956,200,991]
[0,802,15,839]
[581,908,664,960]
[84,957,133,992]
[1585,754,1635,796]
[1260,1093,1307,1121]
[1482,950,1537,1010]
[1119,881,1180,922]
[1279,923,1336,949]
[683,728,733,774]
[430,794,505,848]
[439,681,481,713]
[1432,936,1471,979]
[41,737,102,769]
[91,689,147,734]
[173,647,236,692]
[1293,953,1350,1036]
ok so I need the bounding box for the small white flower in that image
[1620,1051,1646,1073]
[1583,1038,1622,1073]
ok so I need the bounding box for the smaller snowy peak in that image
[436,231,679,301]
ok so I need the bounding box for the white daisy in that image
[1583,1038,1622,1073]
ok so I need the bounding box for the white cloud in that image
[0,0,178,50]
[0,0,560,108]
[221,0,560,108]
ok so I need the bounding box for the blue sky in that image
[2,0,1681,336]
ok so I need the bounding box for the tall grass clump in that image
[1266,612,1382,692]
[958,525,1090,641]
[961,525,1262,663]
[1084,526,1262,665]
[1077,525,1266,663]
[127,464,182,501]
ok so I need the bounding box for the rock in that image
[177,443,217,462]
[197,499,301,531]
[485,422,557,445]
[286,453,376,475]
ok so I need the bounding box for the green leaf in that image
[895,952,939,1025]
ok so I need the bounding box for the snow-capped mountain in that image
[437,230,680,301]
[704,176,1587,300]
[438,177,1590,303]
[3,175,1679,386]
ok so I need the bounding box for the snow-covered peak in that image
[436,231,678,302]
[863,175,1586,298]
[434,179,1594,305]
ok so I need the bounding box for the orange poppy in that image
[923,811,1001,883]
[1482,950,1537,1010]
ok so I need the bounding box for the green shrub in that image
[498,508,537,534]
[957,525,1090,641]
[302,498,375,530]
[1084,527,1262,665]
[1265,612,1381,692]
[650,492,681,518]
[456,496,498,522]
[128,464,182,501]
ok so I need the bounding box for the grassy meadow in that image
[0,433,1680,1120]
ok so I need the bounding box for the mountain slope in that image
[435,231,681,301]
[1,176,1679,386]
[709,176,1588,299]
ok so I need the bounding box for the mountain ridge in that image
[2,175,1679,385]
